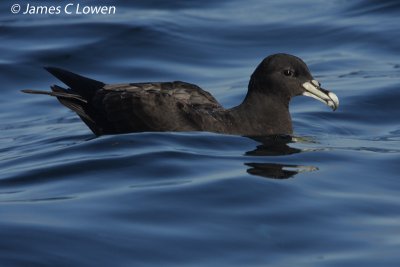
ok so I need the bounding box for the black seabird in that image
[22,53,339,136]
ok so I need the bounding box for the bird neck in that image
[230,91,293,135]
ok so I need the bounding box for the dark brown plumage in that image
[22,54,339,136]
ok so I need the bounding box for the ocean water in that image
[1,0,400,266]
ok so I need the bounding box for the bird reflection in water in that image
[244,135,318,179]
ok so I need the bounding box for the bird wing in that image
[97,81,224,132]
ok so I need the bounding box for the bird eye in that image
[283,69,294,77]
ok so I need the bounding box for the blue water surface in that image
[1,0,400,266]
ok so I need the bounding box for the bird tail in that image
[21,67,107,136]
[21,88,88,103]
[43,66,105,99]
